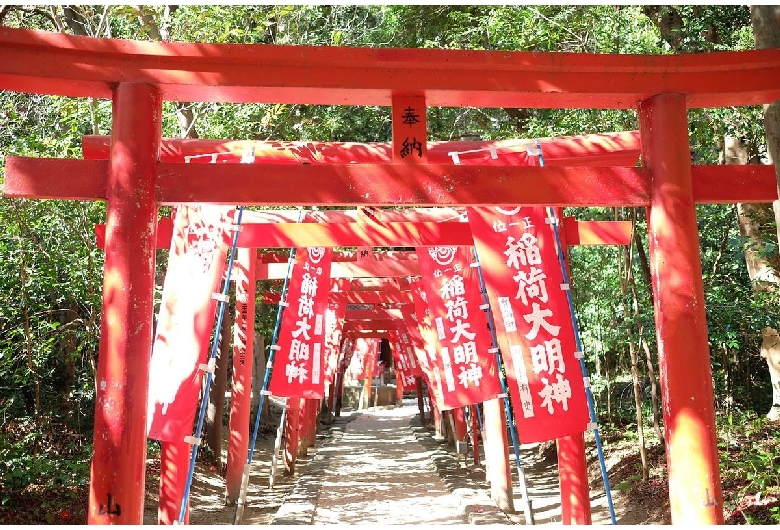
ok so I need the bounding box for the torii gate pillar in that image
[226,248,257,504]
[640,94,723,524]
[554,208,592,525]
[88,83,161,524]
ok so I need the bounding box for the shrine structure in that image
[2,26,780,526]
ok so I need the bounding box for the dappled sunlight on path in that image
[312,407,465,525]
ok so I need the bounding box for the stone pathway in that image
[312,409,465,525]
[144,398,631,525]
[271,404,511,525]
[269,402,624,526]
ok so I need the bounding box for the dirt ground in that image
[143,396,312,525]
[139,398,671,525]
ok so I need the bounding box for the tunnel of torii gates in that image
[1,27,780,527]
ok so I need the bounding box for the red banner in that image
[467,206,589,443]
[323,301,347,386]
[147,205,234,442]
[268,247,333,399]
[389,323,423,377]
[408,280,446,410]
[415,246,503,410]
[347,338,380,380]
[389,329,420,390]
[389,332,416,390]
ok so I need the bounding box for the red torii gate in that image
[2,26,780,525]
[93,206,633,520]
[93,204,632,522]
[96,209,633,252]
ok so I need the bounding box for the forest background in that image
[0,4,779,525]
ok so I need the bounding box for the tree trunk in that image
[615,208,648,476]
[761,327,780,421]
[640,334,664,443]
[205,302,230,462]
[630,208,663,442]
[57,302,79,417]
[633,218,654,305]
[722,343,732,414]
[604,341,612,421]
[252,335,270,423]
[721,134,780,419]
[751,6,780,421]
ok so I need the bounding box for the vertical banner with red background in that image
[268,247,333,400]
[147,205,234,442]
[467,206,589,443]
[323,300,347,387]
[408,279,446,410]
[415,246,502,410]
[347,338,381,381]
[395,323,423,379]
[389,326,422,390]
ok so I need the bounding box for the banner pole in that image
[473,245,535,525]
[535,139,616,525]
[546,205,617,525]
[233,207,305,525]
[177,205,245,523]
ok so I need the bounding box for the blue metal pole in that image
[475,402,485,432]
[233,207,305,523]
[535,140,617,525]
[177,206,245,523]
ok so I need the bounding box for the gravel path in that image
[152,399,646,525]
[311,408,467,525]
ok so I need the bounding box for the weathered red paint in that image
[345,309,405,321]
[343,331,391,339]
[4,158,648,206]
[259,248,420,261]
[298,400,310,456]
[430,388,443,437]
[263,291,415,306]
[471,406,480,467]
[258,259,421,280]
[343,320,401,332]
[2,27,779,108]
[157,441,191,525]
[307,400,318,448]
[558,434,592,525]
[416,377,425,423]
[225,248,256,504]
[328,376,337,414]
[81,131,642,167]
[242,219,633,251]
[363,352,377,408]
[334,346,350,417]
[6,156,778,206]
[483,398,514,513]
[88,83,161,524]
[284,398,302,475]
[92,216,631,253]
[452,408,468,444]
[553,206,593,525]
[640,93,724,524]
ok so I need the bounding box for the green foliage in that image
[0,418,91,493]
[0,5,778,521]
[719,411,780,524]
[0,89,107,427]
